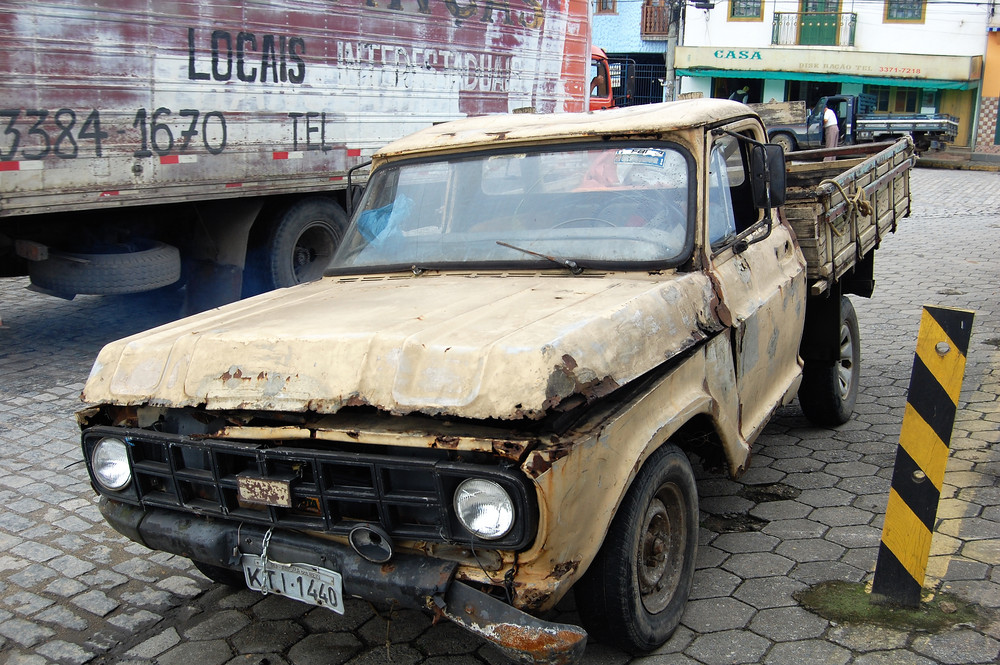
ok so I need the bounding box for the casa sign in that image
[675,46,981,82]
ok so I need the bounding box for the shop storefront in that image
[675,47,982,147]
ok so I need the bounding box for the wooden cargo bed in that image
[782,138,914,295]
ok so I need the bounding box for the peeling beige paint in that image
[83,272,721,422]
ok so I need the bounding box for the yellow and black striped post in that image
[871,305,975,607]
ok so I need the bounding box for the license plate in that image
[241,554,344,613]
[237,474,293,508]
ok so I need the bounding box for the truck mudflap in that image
[98,498,588,664]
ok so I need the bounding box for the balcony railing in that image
[772,12,856,47]
[641,1,674,40]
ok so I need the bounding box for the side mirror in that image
[750,143,786,209]
[346,160,373,217]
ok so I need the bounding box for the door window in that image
[708,135,757,248]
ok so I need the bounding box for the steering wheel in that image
[597,194,686,230]
[553,217,616,228]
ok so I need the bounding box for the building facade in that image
[592,0,682,105]
[675,0,986,148]
[975,9,1000,155]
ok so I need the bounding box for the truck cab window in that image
[708,145,737,246]
[708,135,756,246]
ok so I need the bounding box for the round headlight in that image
[92,437,131,491]
[454,478,514,540]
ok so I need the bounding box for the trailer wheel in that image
[265,197,347,290]
[799,296,861,426]
[771,133,796,154]
[28,240,180,296]
[575,443,698,652]
[192,560,246,589]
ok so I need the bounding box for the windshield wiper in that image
[496,241,584,275]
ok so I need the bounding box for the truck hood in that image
[83,272,723,420]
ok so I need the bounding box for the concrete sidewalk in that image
[916,147,1000,172]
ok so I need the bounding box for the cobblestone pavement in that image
[0,167,998,665]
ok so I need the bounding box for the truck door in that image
[805,98,827,147]
[705,132,806,442]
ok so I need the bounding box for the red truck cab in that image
[590,46,615,111]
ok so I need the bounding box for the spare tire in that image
[28,240,181,296]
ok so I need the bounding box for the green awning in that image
[676,68,976,90]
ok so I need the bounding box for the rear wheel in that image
[264,197,347,291]
[575,443,698,652]
[771,133,796,154]
[799,295,860,426]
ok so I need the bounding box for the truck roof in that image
[375,99,757,160]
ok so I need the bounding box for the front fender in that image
[507,333,746,612]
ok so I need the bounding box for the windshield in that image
[329,144,694,273]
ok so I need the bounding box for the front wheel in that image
[575,443,698,652]
[799,295,861,426]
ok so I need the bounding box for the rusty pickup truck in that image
[79,100,912,664]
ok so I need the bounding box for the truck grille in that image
[82,427,533,549]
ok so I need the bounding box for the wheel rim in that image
[637,483,687,614]
[773,135,793,152]
[292,222,340,282]
[837,320,855,401]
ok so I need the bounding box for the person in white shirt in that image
[823,106,839,148]
[823,104,839,161]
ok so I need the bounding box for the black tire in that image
[192,560,246,588]
[28,240,180,296]
[771,133,796,154]
[265,197,347,290]
[799,295,861,426]
[575,443,698,653]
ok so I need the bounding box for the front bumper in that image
[100,498,587,664]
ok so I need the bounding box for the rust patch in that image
[112,406,139,428]
[706,270,734,328]
[345,430,361,439]
[491,439,530,462]
[547,440,574,464]
[345,395,369,407]
[525,439,577,478]
[434,435,460,449]
[547,354,621,413]
[512,584,553,611]
[75,406,101,428]
[526,454,552,477]
[237,476,291,508]
[490,623,584,662]
[219,368,253,382]
[581,375,619,401]
[546,560,580,581]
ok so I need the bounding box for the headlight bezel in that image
[453,477,516,541]
[90,436,133,492]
